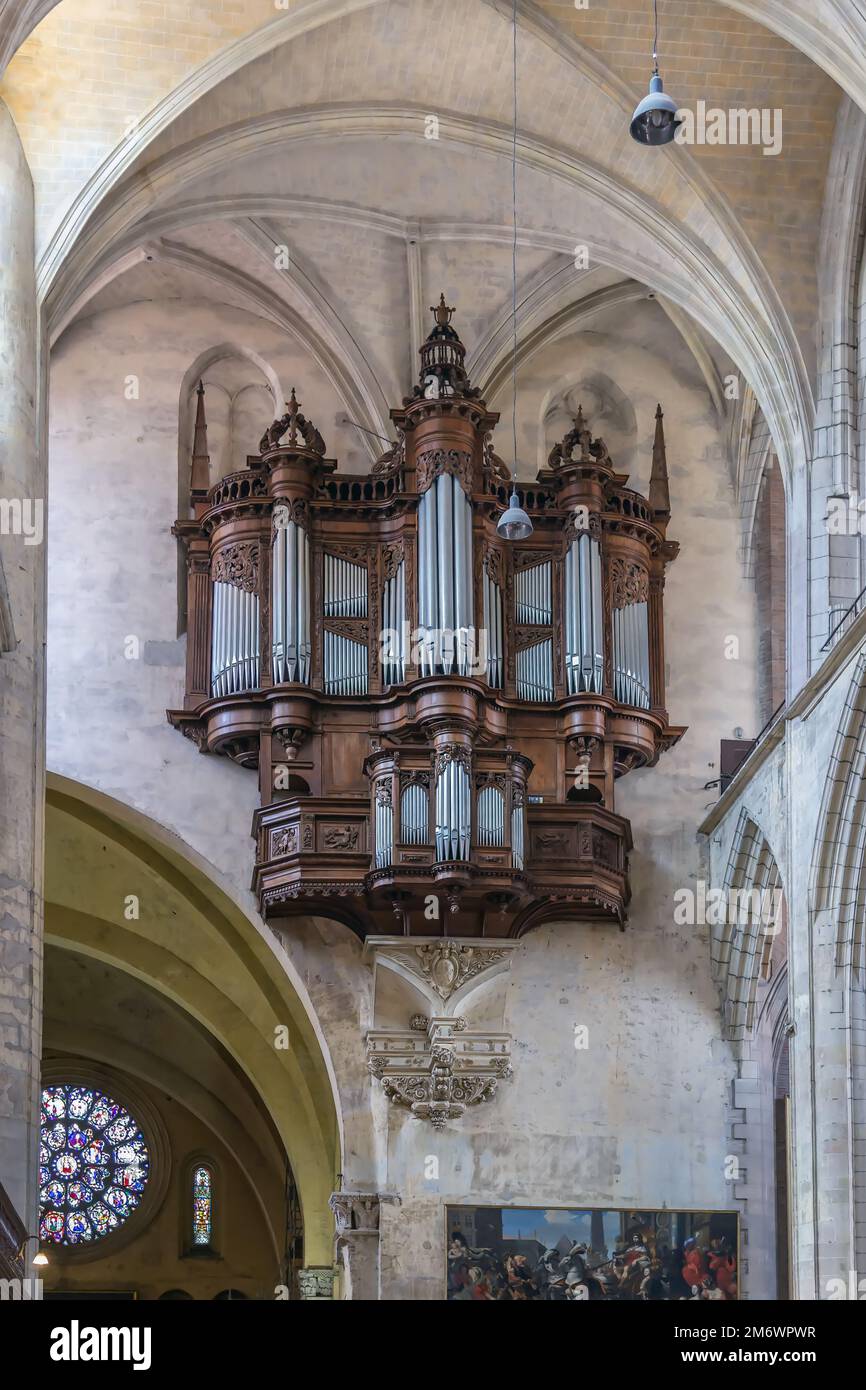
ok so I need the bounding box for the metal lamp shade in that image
[630,74,681,146]
[497,491,534,541]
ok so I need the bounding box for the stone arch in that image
[717,809,786,1055]
[803,652,866,1293]
[713,807,789,1299]
[44,772,342,1268]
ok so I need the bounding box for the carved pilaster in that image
[184,541,212,709]
[329,1191,399,1301]
[297,1267,335,1300]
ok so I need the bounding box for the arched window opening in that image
[192,1164,214,1249]
[567,783,604,804]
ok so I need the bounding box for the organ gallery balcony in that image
[169,299,684,938]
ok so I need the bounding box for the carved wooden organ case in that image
[170,301,685,937]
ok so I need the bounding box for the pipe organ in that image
[171,299,684,937]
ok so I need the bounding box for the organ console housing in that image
[169,299,684,937]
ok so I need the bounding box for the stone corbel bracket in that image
[363,937,519,1128]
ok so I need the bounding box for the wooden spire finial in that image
[190,379,210,500]
[649,402,671,526]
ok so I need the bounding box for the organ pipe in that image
[613,600,650,709]
[324,631,369,696]
[374,783,393,869]
[272,520,311,684]
[435,753,471,862]
[516,638,554,702]
[477,785,505,846]
[400,783,428,844]
[511,802,525,871]
[482,571,503,688]
[515,561,552,625]
[382,561,406,687]
[417,473,474,676]
[211,581,260,697]
[565,532,604,694]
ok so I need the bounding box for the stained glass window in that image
[39,1084,150,1247]
[193,1165,213,1246]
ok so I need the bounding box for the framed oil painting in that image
[446,1206,739,1301]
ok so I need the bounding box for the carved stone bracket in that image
[363,937,518,1129]
[367,1017,513,1129]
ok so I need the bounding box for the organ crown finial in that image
[649,402,671,526]
[259,388,326,457]
[431,293,456,328]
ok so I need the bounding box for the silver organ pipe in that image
[374,782,393,869]
[400,783,428,844]
[321,552,369,695]
[210,581,260,697]
[511,802,525,871]
[382,561,406,687]
[515,561,552,625]
[417,473,474,676]
[323,554,368,618]
[613,600,650,709]
[516,639,554,702]
[435,753,471,862]
[482,570,503,688]
[477,785,505,846]
[272,519,311,684]
[324,631,369,696]
[565,532,604,694]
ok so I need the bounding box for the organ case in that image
[169,300,684,937]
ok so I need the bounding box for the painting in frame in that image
[446,1205,739,1301]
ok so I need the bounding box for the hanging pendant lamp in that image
[630,0,681,146]
[496,0,533,544]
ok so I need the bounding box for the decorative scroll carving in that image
[323,619,369,642]
[400,770,430,789]
[180,722,208,753]
[324,544,369,565]
[475,771,507,791]
[212,542,259,592]
[483,431,511,487]
[382,541,404,581]
[272,497,308,530]
[483,544,505,586]
[375,780,392,808]
[416,448,473,497]
[515,625,550,651]
[371,431,405,476]
[263,880,365,907]
[260,388,326,455]
[609,557,649,609]
[434,745,472,778]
